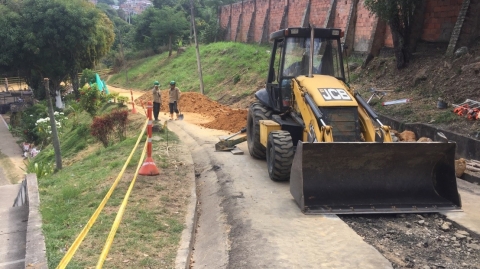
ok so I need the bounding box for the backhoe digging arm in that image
[292,79,333,142]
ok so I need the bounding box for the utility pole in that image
[190,0,205,95]
[44,78,62,170]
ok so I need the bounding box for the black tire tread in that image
[247,102,272,159]
[267,130,294,181]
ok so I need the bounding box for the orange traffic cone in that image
[130,90,137,114]
[139,101,160,176]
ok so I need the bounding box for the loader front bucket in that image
[290,142,462,214]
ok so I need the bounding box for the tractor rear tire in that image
[247,102,272,159]
[266,130,294,181]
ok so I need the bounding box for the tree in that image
[364,0,424,69]
[15,0,114,97]
[0,3,24,74]
[151,7,190,56]
[133,6,189,55]
[0,0,115,170]
[97,0,115,5]
[152,0,180,9]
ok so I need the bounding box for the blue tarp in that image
[95,73,109,94]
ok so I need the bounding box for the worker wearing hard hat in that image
[168,81,181,120]
[152,81,161,121]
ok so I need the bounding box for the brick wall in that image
[353,0,375,52]
[230,2,243,41]
[310,0,332,27]
[254,0,269,42]
[458,0,480,47]
[220,5,231,30]
[288,0,309,27]
[219,0,474,53]
[334,0,353,30]
[384,26,393,48]
[268,0,285,35]
[241,1,255,42]
[423,0,463,42]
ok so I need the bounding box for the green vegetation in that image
[33,104,184,268]
[108,42,271,99]
[434,110,459,124]
[364,0,423,69]
[0,0,114,98]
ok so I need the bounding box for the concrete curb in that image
[24,174,48,269]
[174,128,199,269]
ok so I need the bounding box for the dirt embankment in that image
[352,42,480,137]
[135,90,248,133]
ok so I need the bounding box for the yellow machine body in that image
[247,27,461,214]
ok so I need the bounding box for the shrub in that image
[18,103,50,144]
[233,74,241,85]
[35,111,68,147]
[90,114,114,147]
[117,96,129,106]
[90,109,129,147]
[79,69,96,88]
[79,83,104,117]
[26,161,54,179]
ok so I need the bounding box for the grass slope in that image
[35,104,190,268]
[108,42,271,101]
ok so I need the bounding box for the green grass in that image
[33,103,186,268]
[434,110,459,124]
[108,42,271,100]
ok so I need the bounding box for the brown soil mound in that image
[136,90,248,133]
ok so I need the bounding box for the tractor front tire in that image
[247,102,272,159]
[266,130,294,181]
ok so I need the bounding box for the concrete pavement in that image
[444,179,480,235]
[0,114,25,184]
[0,184,27,269]
[167,119,393,269]
[0,114,27,269]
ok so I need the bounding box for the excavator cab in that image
[247,27,462,214]
[265,28,345,113]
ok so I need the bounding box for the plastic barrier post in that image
[139,101,160,176]
[130,90,137,114]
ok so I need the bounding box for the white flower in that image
[30,115,33,116]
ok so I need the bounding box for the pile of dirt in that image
[136,90,248,133]
[341,214,480,269]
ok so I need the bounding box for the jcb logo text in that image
[319,88,351,101]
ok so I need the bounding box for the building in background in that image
[120,0,153,15]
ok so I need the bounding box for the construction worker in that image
[168,81,181,120]
[152,81,161,121]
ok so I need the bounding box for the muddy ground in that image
[341,213,480,269]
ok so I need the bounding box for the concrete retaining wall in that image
[16,174,48,269]
[13,179,27,207]
[379,114,480,160]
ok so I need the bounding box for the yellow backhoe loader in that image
[246,27,462,214]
